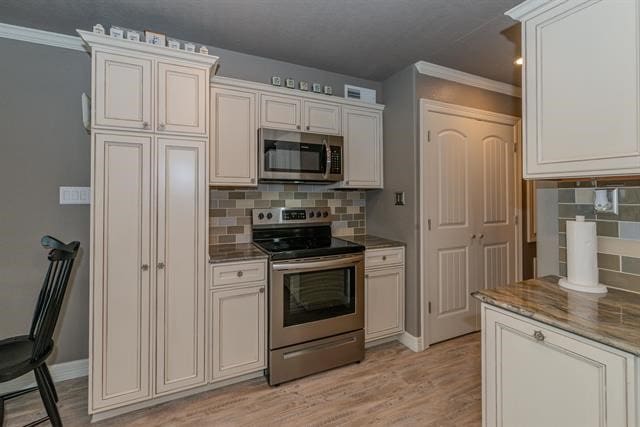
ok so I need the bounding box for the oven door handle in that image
[322,138,331,179]
[272,254,363,271]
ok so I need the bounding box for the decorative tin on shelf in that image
[299,81,309,91]
[199,46,209,55]
[144,30,165,46]
[167,39,180,49]
[271,76,282,86]
[92,24,105,35]
[285,78,295,89]
[109,26,124,39]
[126,30,141,42]
[312,83,322,93]
[323,85,333,95]
[184,42,196,52]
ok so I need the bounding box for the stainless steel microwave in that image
[259,129,343,183]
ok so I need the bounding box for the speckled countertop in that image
[339,234,405,249]
[472,276,640,356]
[209,243,268,264]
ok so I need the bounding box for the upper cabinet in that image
[341,107,383,188]
[508,0,640,178]
[210,86,258,186]
[157,62,207,135]
[303,100,341,135]
[260,94,302,131]
[85,31,218,138]
[94,51,153,131]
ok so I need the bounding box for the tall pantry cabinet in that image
[78,31,219,416]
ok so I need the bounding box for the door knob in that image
[157,262,165,269]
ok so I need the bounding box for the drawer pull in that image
[382,255,387,261]
[533,330,545,342]
[237,271,243,278]
[259,288,264,293]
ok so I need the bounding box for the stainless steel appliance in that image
[252,207,365,385]
[259,129,343,183]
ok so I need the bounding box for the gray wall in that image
[0,38,91,364]
[367,68,522,337]
[0,36,382,365]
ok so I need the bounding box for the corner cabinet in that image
[364,247,405,342]
[208,77,384,188]
[80,30,218,417]
[482,305,637,426]
[508,0,640,178]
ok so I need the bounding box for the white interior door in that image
[424,106,516,345]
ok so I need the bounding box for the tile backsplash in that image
[557,180,640,293]
[210,184,366,245]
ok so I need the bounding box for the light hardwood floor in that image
[5,333,480,426]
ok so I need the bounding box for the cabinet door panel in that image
[210,87,257,186]
[304,100,341,135]
[260,94,301,131]
[92,133,152,410]
[158,63,207,135]
[365,267,404,341]
[484,307,635,427]
[156,137,206,394]
[523,0,640,177]
[342,107,382,188]
[211,285,266,380]
[94,52,152,131]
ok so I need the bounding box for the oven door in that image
[270,253,364,349]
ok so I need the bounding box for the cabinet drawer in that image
[365,247,404,269]
[211,260,266,288]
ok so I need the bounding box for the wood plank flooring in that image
[4,333,481,426]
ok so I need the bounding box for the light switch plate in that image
[60,187,91,205]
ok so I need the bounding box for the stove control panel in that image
[252,207,332,226]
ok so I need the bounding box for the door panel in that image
[304,100,341,135]
[260,94,301,131]
[210,86,257,185]
[364,267,404,341]
[92,133,152,410]
[156,137,206,394]
[94,52,152,131]
[342,107,382,188]
[425,109,516,344]
[157,63,207,135]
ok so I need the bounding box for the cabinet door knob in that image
[237,271,243,278]
[141,264,149,271]
[479,233,485,239]
[296,125,301,130]
[365,274,369,279]
[306,125,310,130]
[259,288,264,293]
[533,330,545,342]
[158,123,166,130]
[157,262,165,269]
[250,178,255,183]
[471,234,476,240]
[142,122,149,129]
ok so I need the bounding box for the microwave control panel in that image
[330,147,342,174]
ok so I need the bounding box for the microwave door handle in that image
[323,139,331,178]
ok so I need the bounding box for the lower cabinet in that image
[483,305,637,427]
[364,247,405,342]
[210,261,267,382]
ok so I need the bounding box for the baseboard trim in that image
[0,358,88,395]
[364,334,402,349]
[398,332,426,352]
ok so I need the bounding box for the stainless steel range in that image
[252,207,365,385]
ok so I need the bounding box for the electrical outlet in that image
[60,187,91,205]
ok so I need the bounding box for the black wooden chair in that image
[0,236,80,427]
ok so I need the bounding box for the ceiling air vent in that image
[344,85,376,104]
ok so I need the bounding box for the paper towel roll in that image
[559,215,607,294]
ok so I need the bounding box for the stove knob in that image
[316,211,322,218]
[322,211,329,218]
[258,213,265,220]
[266,213,273,220]
[309,211,315,218]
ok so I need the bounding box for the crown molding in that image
[505,0,554,21]
[414,60,521,98]
[0,22,84,51]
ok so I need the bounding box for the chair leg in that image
[40,363,58,403]
[34,366,61,427]
[1,395,4,427]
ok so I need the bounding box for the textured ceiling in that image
[0,0,523,85]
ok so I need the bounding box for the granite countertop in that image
[472,276,640,356]
[339,234,406,249]
[209,243,268,264]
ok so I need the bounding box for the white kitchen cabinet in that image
[155,137,207,394]
[303,100,341,135]
[260,93,302,131]
[508,0,640,178]
[157,62,207,135]
[210,277,266,381]
[91,132,153,411]
[341,107,383,188]
[94,51,153,131]
[364,247,405,342]
[483,305,636,427]
[209,86,258,186]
